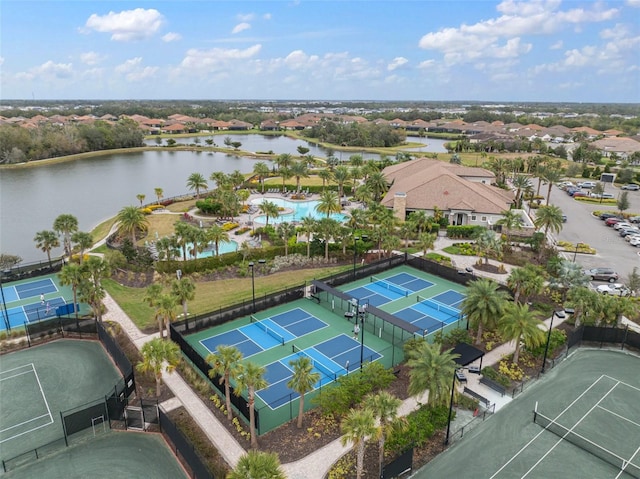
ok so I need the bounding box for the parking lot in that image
[544,180,640,285]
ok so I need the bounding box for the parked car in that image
[619,227,640,237]
[579,181,596,189]
[605,217,624,226]
[584,268,619,282]
[572,191,589,198]
[562,214,567,223]
[589,193,615,199]
[613,222,632,230]
[625,233,640,242]
[558,181,575,190]
[621,184,640,191]
[566,187,580,195]
[596,283,632,296]
[630,236,640,247]
[629,216,640,224]
[599,213,619,220]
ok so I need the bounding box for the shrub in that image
[234,227,251,235]
[222,222,239,231]
[141,207,153,215]
[481,366,511,388]
[529,329,567,357]
[386,405,450,454]
[447,225,484,239]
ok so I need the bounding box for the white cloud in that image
[179,45,262,72]
[237,13,255,22]
[418,59,435,69]
[83,8,164,41]
[115,57,158,81]
[162,32,182,43]
[0,57,4,66]
[16,61,74,81]
[387,57,408,71]
[550,40,563,50]
[263,13,272,20]
[232,23,251,34]
[628,0,640,7]
[80,51,104,65]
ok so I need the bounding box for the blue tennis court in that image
[200,308,327,358]
[393,296,461,336]
[4,278,59,302]
[256,334,382,409]
[345,273,434,307]
[430,290,466,309]
[5,297,67,328]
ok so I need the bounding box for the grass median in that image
[104,264,351,331]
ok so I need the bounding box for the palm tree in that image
[507,264,545,304]
[341,408,376,479]
[280,167,292,192]
[333,165,351,199]
[58,263,83,319]
[71,231,93,263]
[234,361,268,449]
[207,345,244,421]
[407,341,460,405]
[136,193,146,207]
[33,230,60,266]
[53,213,79,256]
[473,228,502,266]
[498,302,545,364]
[289,161,309,193]
[137,338,181,396]
[144,283,165,337]
[229,170,246,190]
[276,222,296,256]
[116,205,149,245]
[364,391,403,477]
[174,221,194,261]
[228,450,286,479]
[316,190,341,218]
[410,211,429,234]
[79,256,110,321]
[462,278,510,344]
[287,356,320,429]
[365,171,389,201]
[314,218,339,261]
[186,172,208,198]
[317,169,333,191]
[258,200,279,228]
[207,224,230,257]
[416,232,437,256]
[154,187,164,205]
[300,216,316,258]
[549,259,590,301]
[511,175,530,208]
[252,162,270,194]
[534,205,564,243]
[496,209,522,248]
[274,153,292,171]
[157,293,178,339]
[399,221,416,249]
[541,166,564,205]
[171,277,196,320]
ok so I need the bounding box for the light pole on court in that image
[445,366,480,445]
[352,234,368,281]
[541,310,561,373]
[249,259,266,313]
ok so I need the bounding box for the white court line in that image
[597,405,640,429]
[489,375,609,479]
[0,363,54,444]
[603,375,640,393]
[0,414,51,434]
[615,445,640,479]
[0,362,34,379]
[521,380,620,478]
[0,369,34,382]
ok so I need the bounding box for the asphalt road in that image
[542,181,640,284]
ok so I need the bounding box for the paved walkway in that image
[99,236,551,478]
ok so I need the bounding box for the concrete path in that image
[99,237,551,478]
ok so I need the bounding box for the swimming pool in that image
[251,198,347,224]
[192,240,238,258]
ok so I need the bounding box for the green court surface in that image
[0,340,122,463]
[3,431,188,479]
[413,349,640,479]
[184,265,468,433]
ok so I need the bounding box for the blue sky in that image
[1,1,639,102]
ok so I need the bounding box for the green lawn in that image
[104,264,351,331]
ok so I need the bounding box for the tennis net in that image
[250,315,285,345]
[533,409,640,478]
[291,345,337,380]
[370,276,410,297]
[416,296,460,318]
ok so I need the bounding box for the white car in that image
[613,222,632,230]
[596,283,632,297]
[630,237,640,247]
[625,233,640,243]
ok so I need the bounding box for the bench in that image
[455,369,467,383]
[463,387,490,407]
[344,311,355,320]
[480,376,506,396]
[309,295,321,304]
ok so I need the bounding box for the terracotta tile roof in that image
[381,159,512,215]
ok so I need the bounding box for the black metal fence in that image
[96,321,136,398]
[159,409,214,479]
[0,257,65,283]
[24,316,97,346]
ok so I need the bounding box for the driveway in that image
[541,180,640,283]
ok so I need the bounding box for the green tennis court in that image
[414,349,640,478]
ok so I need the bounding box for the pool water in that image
[191,240,238,258]
[251,198,347,224]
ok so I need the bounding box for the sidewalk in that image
[100,242,539,478]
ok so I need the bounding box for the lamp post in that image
[572,242,583,262]
[0,271,9,332]
[541,311,558,373]
[352,234,368,281]
[248,259,266,313]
